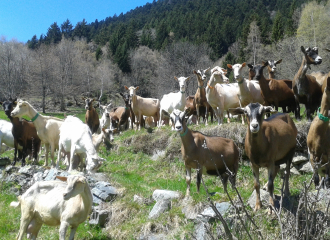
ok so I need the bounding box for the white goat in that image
[11,100,63,166]
[99,103,112,131]
[0,119,21,152]
[159,76,190,128]
[10,175,92,240]
[227,63,264,106]
[56,116,104,173]
[205,67,241,125]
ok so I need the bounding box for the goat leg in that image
[251,163,261,211]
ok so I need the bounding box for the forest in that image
[1,0,330,111]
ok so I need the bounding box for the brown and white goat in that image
[229,103,297,214]
[193,68,214,125]
[170,109,239,195]
[307,76,330,188]
[292,46,323,121]
[267,59,282,79]
[83,97,100,134]
[248,62,297,118]
[1,99,41,166]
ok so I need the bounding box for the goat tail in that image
[10,201,20,208]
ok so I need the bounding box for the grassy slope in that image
[0,107,314,239]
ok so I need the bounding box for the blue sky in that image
[0,0,151,43]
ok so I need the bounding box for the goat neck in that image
[267,66,275,79]
[293,57,309,95]
[178,122,195,150]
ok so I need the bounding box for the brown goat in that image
[292,46,323,121]
[83,98,100,134]
[248,62,297,118]
[249,64,292,89]
[230,103,297,214]
[170,108,239,195]
[1,99,41,166]
[109,93,131,130]
[307,76,330,188]
[193,68,214,125]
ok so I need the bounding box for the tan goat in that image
[10,175,92,240]
[307,76,330,188]
[170,109,239,195]
[229,103,297,214]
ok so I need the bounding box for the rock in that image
[193,221,213,240]
[290,167,301,175]
[148,199,171,219]
[298,161,313,174]
[152,189,181,202]
[197,202,233,223]
[5,165,19,174]
[89,206,110,227]
[133,195,144,205]
[292,153,309,165]
[44,168,59,181]
[151,150,165,160]
[91,181,117,205]
[0,157,11,166]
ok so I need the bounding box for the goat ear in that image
[301,46,306,54]
[227,64,232,69]
[193,70,197,74]
[228,107,245,116]
[119,92,124,97]
[247,64,253,69]
[186,77,190,82]
[276,59,282,64]
[263,106,277,114]
[174,76,178,81]
[205,67,210,72]
[56,176,68,182]
[82,97,86,100]
[136,86,139,91]
[242,62,246,68]
[124,86,129,90]
[262,61,268,66]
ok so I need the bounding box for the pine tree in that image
[45,22,62,44]
[271,12,285,42]
[61,19,73,39]
[27,35,38,49]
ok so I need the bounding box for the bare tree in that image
[246,21,261,65]
[27,44,55,113]
[156,42,213,98]
[0,37,29,99]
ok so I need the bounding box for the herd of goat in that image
[2,45,330,239]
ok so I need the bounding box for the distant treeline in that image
[27,0,306,73]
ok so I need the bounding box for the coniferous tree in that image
[272,12,285,42]
[27,35,38,49]
[45,22,62,44]
[61,19,73,39]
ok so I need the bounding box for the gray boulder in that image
[89,206,110,227]
[292,153,309,165]
[297,161,313,174]
[152,189,181,202]
[197,202,233,223]
[248,189,272,209]
[148,199,171,219]
[91,181,117,205]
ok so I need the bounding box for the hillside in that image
[1,108,329,239]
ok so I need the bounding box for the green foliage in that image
[95,46,103,61]
[272,12,285,42]
[45,22,62,44]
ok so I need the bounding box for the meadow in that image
[0,106,319,239]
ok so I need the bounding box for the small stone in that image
[148,200,171,219]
